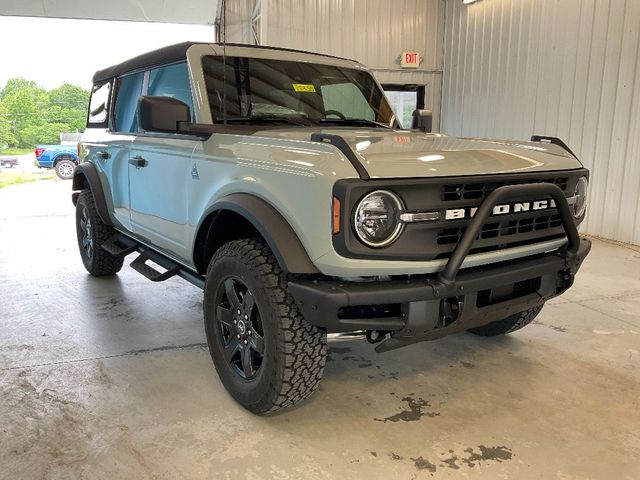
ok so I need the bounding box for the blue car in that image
[35,144,79,179]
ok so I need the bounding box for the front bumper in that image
[288,183,591,352]
[289,238,590,351]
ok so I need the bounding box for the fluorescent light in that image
[288,160,315,167]
[417,154,445,162]
[463,0,477,4]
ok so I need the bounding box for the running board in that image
[130,250,180,282]
[101,232,205,289]
[101,234,138,258]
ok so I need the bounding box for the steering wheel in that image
[323,110,347,120]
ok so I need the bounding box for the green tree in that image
[21,122,69,147]
[0,100,17,147]
[49,83,89,110]
[0,78,89,148]
[0,78,41,100]
[1,80,49,146]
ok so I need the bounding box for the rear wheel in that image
[204,239,326,414]
[55,158,76,179]
[75,190,124,276]
[468,304,544,336]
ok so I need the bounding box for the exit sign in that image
[401,51,420,68]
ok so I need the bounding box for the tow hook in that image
[366,330,389,344]
[440,296,464,327]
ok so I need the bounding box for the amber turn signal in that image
[332,197,341,234]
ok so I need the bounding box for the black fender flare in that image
[71,163,113,227]
[198,193,319,274]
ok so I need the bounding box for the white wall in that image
[225,0,445,129]
[442,0,640,245]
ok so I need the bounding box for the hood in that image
[254,128,583,178]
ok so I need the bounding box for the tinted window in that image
[148,63,194,120]
[201,56,394,126]
[114,72,144,133]
[87,82,111,126]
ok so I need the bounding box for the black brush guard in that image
[288,184,591,352]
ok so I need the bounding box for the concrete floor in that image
[1,180,639,480]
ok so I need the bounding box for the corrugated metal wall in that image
[258,0,445,129]
[442,0,640,244]
[223,0,255,44]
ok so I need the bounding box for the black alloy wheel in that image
[216,276,265,379]
[79,205,94,261]
[204,238,327,414]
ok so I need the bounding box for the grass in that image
[0,148,34,156]
[0,172,56,189]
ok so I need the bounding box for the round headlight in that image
[573,176,588,218]
[353,190,404,247]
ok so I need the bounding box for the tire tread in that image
[468,304,543,337]
[206,238,326,414]
[76,190,124,276]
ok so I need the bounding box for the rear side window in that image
[148,63,194,120]
[114,72,144,133]
[87,82,111,127]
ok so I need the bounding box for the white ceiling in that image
[0,0,220,25]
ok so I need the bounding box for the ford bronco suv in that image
[73,42,591,414]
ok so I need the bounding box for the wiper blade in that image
[319,118,392,129]
[223,116,307,126]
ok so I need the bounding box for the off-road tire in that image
[75,189,124,276]
[204,238,327,415]
[468,304,544,336]
[55,158,76,179]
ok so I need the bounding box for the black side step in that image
[101,234,139,258]
[130,250,181,282]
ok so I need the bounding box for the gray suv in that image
[73,42,591,414]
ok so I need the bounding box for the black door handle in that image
[128,156,148,168]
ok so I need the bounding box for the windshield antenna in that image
[221,0,227,125]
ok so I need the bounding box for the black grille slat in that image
[440,177,569,202]
[437,213,563,246]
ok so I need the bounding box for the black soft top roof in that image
[92,41,354,84]
[93,41,200,83]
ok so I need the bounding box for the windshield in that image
[202,55,396,127]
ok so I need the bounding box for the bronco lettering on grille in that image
[445,199,557,220]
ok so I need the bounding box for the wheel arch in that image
[52,152,78,166]
[71,163,113,227]
[193,193,319,275]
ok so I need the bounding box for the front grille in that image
[437,213,563,245]
[332,169,586,262]
[441,177,569,201]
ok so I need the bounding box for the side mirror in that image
[138,96,190,134]
[411,109,433,133]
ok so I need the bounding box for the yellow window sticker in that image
[292,83,316,93]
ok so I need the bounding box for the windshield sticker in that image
[292,83,316,93]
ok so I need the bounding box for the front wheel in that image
[75,190,124,276]
[204,239,327,415]
[468,304,544,336]
[55,159,76,179]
